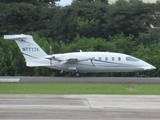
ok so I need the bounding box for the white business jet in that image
[4,34,156,77]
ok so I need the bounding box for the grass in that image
[0,83,160,94]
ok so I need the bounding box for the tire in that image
[75,72,81,77]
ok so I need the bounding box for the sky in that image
[56,0,158,6]
[56,0,72,6]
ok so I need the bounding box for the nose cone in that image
[143,64,156,71]
[138,59,156,71]
[151,66,156,70]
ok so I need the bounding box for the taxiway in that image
[0,95,160,119]
[0,77,160,119]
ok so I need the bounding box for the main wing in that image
[45,54,89,63]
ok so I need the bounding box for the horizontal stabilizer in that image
[4,34,28,40]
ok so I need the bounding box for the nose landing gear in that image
[75,72,81,77]
[135,72,140,77]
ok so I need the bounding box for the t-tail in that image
[4,34,49,67]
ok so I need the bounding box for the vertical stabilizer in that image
[4,34,47,62]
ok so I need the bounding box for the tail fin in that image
[4,34,48,62]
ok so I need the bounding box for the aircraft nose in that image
[143,64,156,70]
[151,66,156,70]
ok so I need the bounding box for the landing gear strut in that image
[135,72,140,77]
[75,72,81,77]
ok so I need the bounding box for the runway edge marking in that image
[0,78,20,83]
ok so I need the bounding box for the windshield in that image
[126,56,139,62]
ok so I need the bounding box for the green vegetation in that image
[0,83,160,94]
[0,0,160,77]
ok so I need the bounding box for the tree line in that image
[0,0,160,76]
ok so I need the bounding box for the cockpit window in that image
[126,56,139,61]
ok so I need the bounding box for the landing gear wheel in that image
[135,72,140,77]
[75,72,81,77]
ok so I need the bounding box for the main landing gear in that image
[75,72,81,77]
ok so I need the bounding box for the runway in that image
[0,95,160,119]
[0,76,160,84]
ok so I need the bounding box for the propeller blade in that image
[50,46,52,65]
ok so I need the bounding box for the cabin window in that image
[92,57,95,60]
[112,57,114,61]
[105,57,108,61]
[99,57,101,60]
[118,57,121,61]
[126,56,139,61]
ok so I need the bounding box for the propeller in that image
[50,46,52,65]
